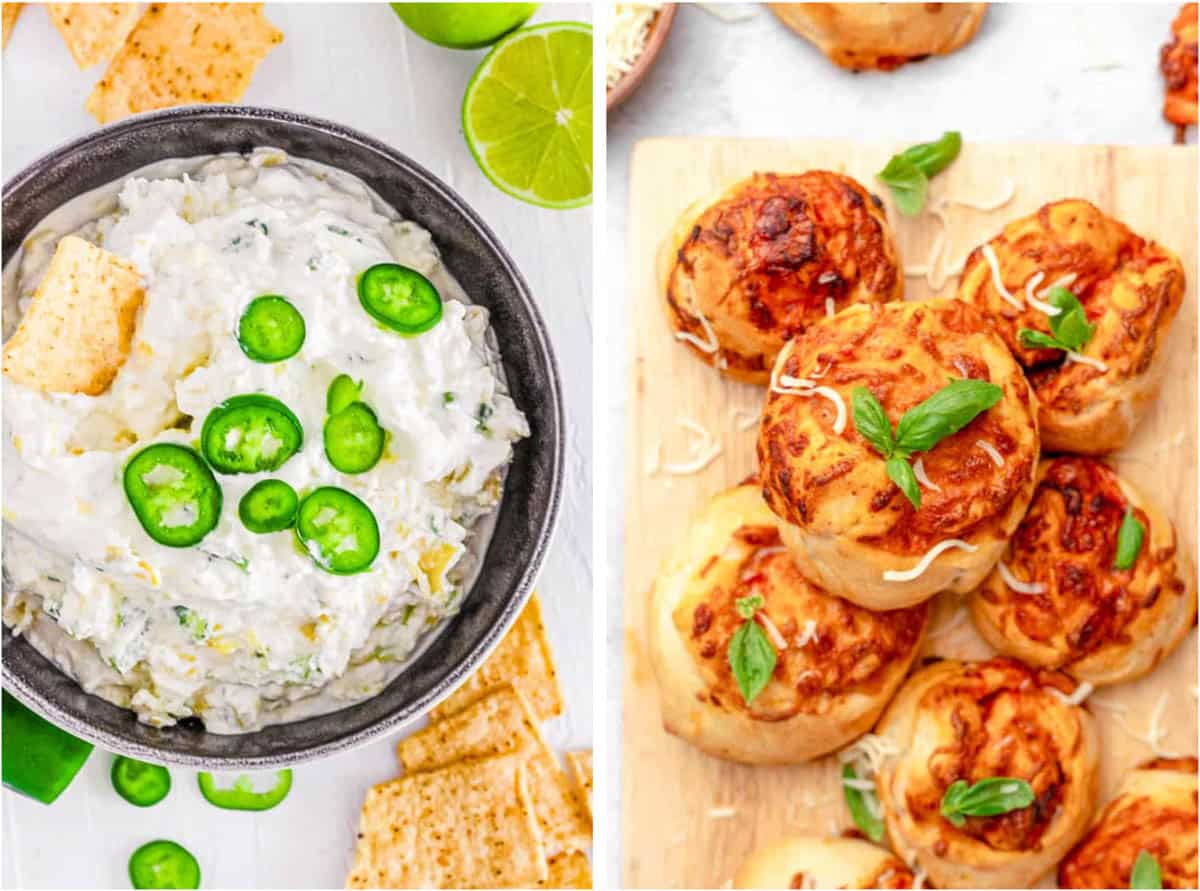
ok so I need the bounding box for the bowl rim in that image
[1,104,565,768]
[607,3,677,111]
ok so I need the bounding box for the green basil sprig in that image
[1018,287,1096,353]
[852,379,1003,509]
[841,765,885,843]
[876,131,962,216]
[728,595,776,705]
[940,777,1035,827]
[1130,850,1163,889]
[1114,508,1146,570]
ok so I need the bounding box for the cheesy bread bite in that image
[660,171,902,384]
[733,836,915,889]
[971,457,1196,686]
[647,483,927,765]
[957,200,1185,454]
[758,299,1039,610]
[1161,3,1198,136]
[875,659,1100,890]
[1059,757,1198,889]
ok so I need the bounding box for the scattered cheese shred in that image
[757,612,788,651]
[1065,351,1109,372]
[882,539,978,583]
[975,439,1004,467]
[795,619,819,647]
[674,302,720,354]
[707,806,737,818]
[913,457,941,492]
[825,296,836,318]
[1046,681,1094,707]
[1039,273,1078,298]
[947,179,1017,213]
[769,359,847,435]
[997,561,1046,595]
[662,417,723,475]
[1024,270,1061,316]
[837,733,901,777]
[731,408,759,431]
[607,4,662,87]
[982,244,1024,310]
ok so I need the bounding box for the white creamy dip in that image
[2,149,529,733]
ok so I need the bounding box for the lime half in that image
[463,22,592,209]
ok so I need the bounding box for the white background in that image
[604,0,1193,877]
[1,3,592,888]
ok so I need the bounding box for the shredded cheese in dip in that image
[2,150,529,733]
[882,539,978,583]
[607,4,661,88]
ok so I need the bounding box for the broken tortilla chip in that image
[2,235,143,396]
[85,3,282,125]
[566,751,593,820]
[399,685,591,856]
[346,753,548,889]
[539,851,593,889]
[46,4,139,69]
[432,593,563,721]
[2,3,22,48]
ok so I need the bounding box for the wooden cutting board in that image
[621,139,1198,889]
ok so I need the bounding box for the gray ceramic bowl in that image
[1,106,563,768]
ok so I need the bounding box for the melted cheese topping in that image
[882,539,978,582]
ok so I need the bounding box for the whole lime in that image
[391,4,538,49]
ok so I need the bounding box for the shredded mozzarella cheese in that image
[838,734,901,776]
[975,439,1004,467]
[606,4,662,87]
[757,612,788,651]
[730,408,760,431]
[825,296,836,318]
[1065,351,1109,372]
[769,363,847,434]
[841,776,877,791]
[1024,270,1062,316]
[883,539,978,582]
[1038,272,1078,298]
[947,179,1017,213]
[997,561,1046,595]
[674,303,720,354]
[982,244,1023,310]
[1046,681,1094,707]
[707,806,737,818]
[662,417,723,475]
[912,457,941,492]
[795,619,818,647]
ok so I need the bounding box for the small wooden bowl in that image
[607,4,677,112]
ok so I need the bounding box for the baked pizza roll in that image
[734,835,915,889]
[875,658,1100,889]
[971,456,1196,686]
[758,299,1039,610]
[647,482,927,765]
[1059,757,1198,889]
[660,171,902,384]
[1161,3,1198,135]
[768,3,987,71]
[956,200,1186,454]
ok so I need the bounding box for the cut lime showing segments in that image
[392,3,538,49]
[463,22,592,209]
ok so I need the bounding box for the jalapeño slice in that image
[324,403,386,474]
[128,840,201,890]
[237,295,306,363]
[295,487,380,575]
[124,444,223,548]
[111,756,171,807]
[197,769,292,811]
[326,374,363,415]
[201,395,303,475]
[238,479,299,534]
[357,263,443,335]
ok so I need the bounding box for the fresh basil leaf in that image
[735,594,764,620]
[841,765,885,843]
[876,156,928,217]
[1018,328,1065,351]
[1046,287,1095,351]
[852,386,895,458]
[1114,508,1145,570]
[887,456,921,510]
[1130,850,1162,889]
[897,131,963,178]
[940,777,1035,828]
[894,379,1004,454]
[728,618,776,705]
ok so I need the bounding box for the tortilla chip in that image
[539,851,592,889]
[2,235,143,396]
[399,685,591,855]
[432,594,563,721]
[2,4,22,48]
[347,754,548,889]
[85,3,282,125]
[566,751,593,819]
[46,4,139,69]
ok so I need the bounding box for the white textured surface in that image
[1,4,592,888]
[605,0,1191,878]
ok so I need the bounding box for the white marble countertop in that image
[1,4,592,888]
[604,0,1192,876]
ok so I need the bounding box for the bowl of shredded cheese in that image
[607,3,676,110]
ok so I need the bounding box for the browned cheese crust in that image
[660,171,902,384]
[956,200,1185,453]
[971,457,1196,686]
[1059,757,1198,889]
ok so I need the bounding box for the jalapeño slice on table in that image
[128,840,201,890]
[201,395,303,475]
[324,402,386,474]
[357,263,443,335]
[238,479,299,534]
[2,690,93,804]
[295,487,380,575]
[111,756,171,807]
[124,444,223,547]
[237,295,306,363]
[196,769,292,811]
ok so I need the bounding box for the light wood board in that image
[621,139,1198,889]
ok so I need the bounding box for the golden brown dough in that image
[768,3,987,71]
[971,457,1196,686]
[660,171,902,384]
[1161,3,1198,137]
[757,299,1039,610]
[875,658,1099,889]
[1059,757,1198,889]
[647,483,927,764]
[956,200,1185,454]
[733,835,915,889]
